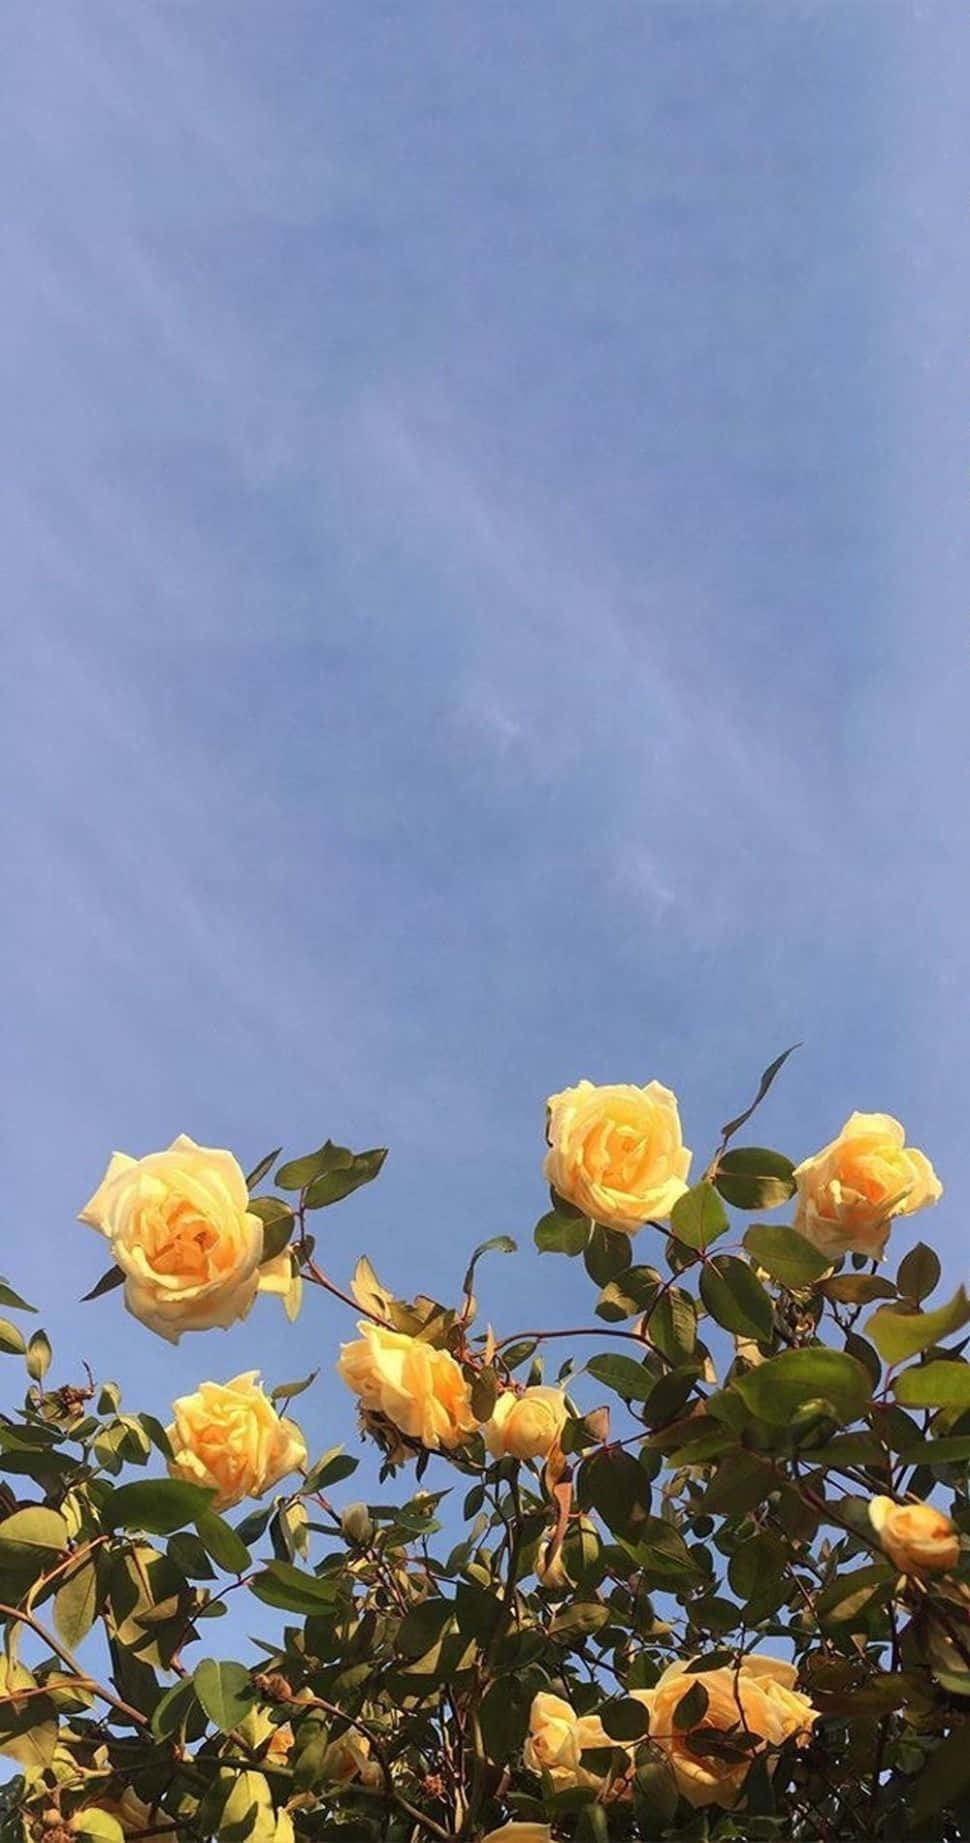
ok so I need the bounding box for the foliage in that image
[1,1060,969,1841]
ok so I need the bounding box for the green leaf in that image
[534,1210,589,1256]
[634,1755,679,1823]
[246,1147,282,1191]
[897,1241,941,1303]
[0,1278,36,1313]
[0,1318,26,1356]
[670,1183,729,1251]
[742,1224,831,1287]
[275,1140,354,1189]
[397,1598,454,1658]
[105,1478,216,1534]
[819,1274,897,1305]
[700,1256,773,1339]
[865,1288,970,1366]
[897,1433,970,1466]
[81,1264,126,1302]
[714,1148,796,1211]
[584,1223,632,1285]
[732,1347,873,1425]
[910,1723,970,1829]
[254,1203,295,1262]
[303,1447,358,1491]
[248,1561,340,1613]
[151,1676,202,1741]
[894,1362,970,1409]
[304,1148,387,1209]
[196,1511,251,1575]
[577,1448,653,1540]
[586,1353,656,1402]
[194,1658,255,1733]
[0,1506,68,1557]
[70,1812,124,1843]
[462,1235,516,1296]
[54,1556,99,1648]
[25,1329,52,1381]
[673,1680,709,1729]
[648,1288,697,1364]
[602,1698,651,1742]
[718,1045,800,1144]
[270,1368,318,1404]
[595,1265,661,1322]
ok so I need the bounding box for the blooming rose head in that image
[167,1372,307,1511]
[484,1386,567,1461]
[337,1321,475,1452]
[78,1135,286,1341]
[524,1690,612,1792]
[793,1112,941,1260]
[544,1081,691,1231]
[482,1829,553,1843]
[633,1655,817,1809]
[869,1496,960,1576]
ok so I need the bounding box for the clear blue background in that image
[2,4,968,1489]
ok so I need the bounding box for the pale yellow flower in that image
[869,1496,960,1576]
[524,1691,612,1792]
[633,1655,817,1809]
[167,1372,307,1510]
[544,1081,690,1231]
[793,1113,941,1260]
[337,1321,475,1452]
[484,1387,567,1461]
[79,1135,282,1341]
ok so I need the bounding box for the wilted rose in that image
[337,1321,475,1451]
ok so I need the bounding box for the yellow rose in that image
[544,1081,691,1231]
[869,1496,960,1576]
[78,1134,286,1341]
[482,1829,553,1843]
[321,1729,383,1788]
[337,1321,476,1452]
[167,1372,307,1511]
[793,1112,941,1259]
[634,1655,817,1809]
[524,1690,612,1792]
[484,1387,567,1461]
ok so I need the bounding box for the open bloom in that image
[793,1113,941,1260]
[482,1829,553,1843]
[633,1655,817,1809]
[524,1691,612,1792]
[79,1135,282,1341]
[544,1081,691,1231]
[167,1372,307,1510]
[484,1387,567,1461]
[337,1321,476,1451]
[870,1497,960,1576]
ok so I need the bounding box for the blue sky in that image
[2,2,969,1482]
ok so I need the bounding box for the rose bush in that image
[1,1058,969,1843]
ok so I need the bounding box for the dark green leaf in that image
[743,1224,831,1288]
[584,1224,632,1285]
[700,1257,773,1339]
[534,1210,589,1256]
[105,1478,216,1535]
[151,1676,202,1741]
[304,1148,387,1209]
[732,1348,873,1425]
[897,1241,940,1304]
[819,1274,897,1305]
[714,1148,796,1212]
[670,1183,729,1251]
[303,1447,358,1491]
[196,1511,251,1574]
[275,1140,354,1190]
[462,1236,516,1296]
[910,1722,970,1827]
[81,1265,125,1302]
[649,1288,697,1363]
[246,1147,282,1191]
[54,1556,99,1648]
[595,1266,661,1322]
[602,1698,651,1742]
[397,1597,453,1658]
[193,1658,255,1732]
[248,1561,340,1613]
[673,1680,709,1729]
[587,1353,656,1402]
[719,1045,799,1144]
